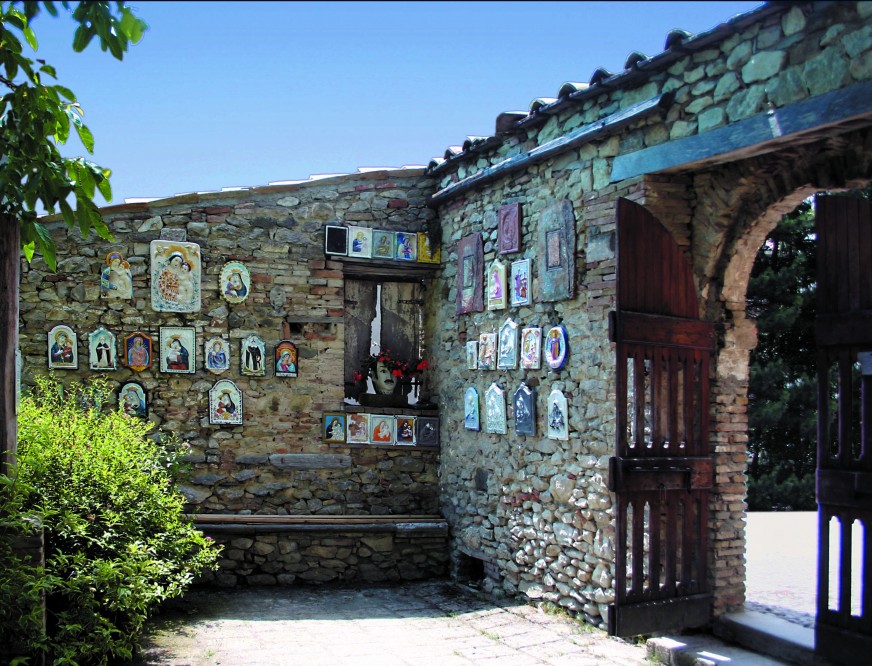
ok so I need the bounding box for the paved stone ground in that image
[129,581,649,666]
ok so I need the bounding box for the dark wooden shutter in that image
[608,198,715,637]
[814,194,872,664]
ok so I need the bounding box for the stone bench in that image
[188,514,449,586]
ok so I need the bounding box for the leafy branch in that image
[0,1,147,270]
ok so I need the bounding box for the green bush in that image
[747,464,816,511]
[0,377,221,665]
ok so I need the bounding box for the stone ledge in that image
[190,513,448,536]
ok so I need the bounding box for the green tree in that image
[746,201,818,509]
[0,1,146,473]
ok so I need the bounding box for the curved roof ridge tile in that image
[558,81,590,98]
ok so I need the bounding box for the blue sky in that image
[29,1,764,206]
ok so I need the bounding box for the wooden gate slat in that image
[610,198,713,636]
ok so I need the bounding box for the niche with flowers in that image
[344,279,430,408]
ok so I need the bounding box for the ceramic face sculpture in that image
[372,360,397,395]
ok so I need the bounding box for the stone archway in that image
[679,127,872,618]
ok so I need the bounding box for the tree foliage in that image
[746,200,818,509]
[0,1,146,270]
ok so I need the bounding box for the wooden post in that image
[0,216,19,477]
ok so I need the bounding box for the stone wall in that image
[18,170,441,530]
[428,1,872,628]
[196,522,449,586]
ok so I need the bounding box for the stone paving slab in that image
[129,581,648,666]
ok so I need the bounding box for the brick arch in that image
[682,127,872,616]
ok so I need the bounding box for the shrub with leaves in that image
[0,377,221,665]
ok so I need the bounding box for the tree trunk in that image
[0,217,19,476]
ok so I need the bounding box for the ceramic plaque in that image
[395,232,418,261]
[537,200,576,302]
[347,413,371,444]
[324,225,348,255]
[119,381,147,419]
[204,336,230,375]
[485,383,507,434]
[547,389,569,441]
[417,232,440,264]
[88,326,116,371]
[395,416,416,445]
[497,318,519,370]
[372,230,395,260]
[416,417,440,446]
[159,327,195,374]
[498,202,521,254]
[209,379,243,426]
[48,324,77,370]
[274,340,299,378]
[369,414,396,445]
[240,335,266,376]
[520,327,542,370]
[510,259,531,307]
[478,333,496,370]
[466,340,479,370]
[150,240,201,313]
[487,259,507,311]
[456,233,484,314]
[100,251,133,300]
[348,226,373,259]
[219,261,251,304]
[514,383,536,436]
[544,324,568,371]
[464,387,480,431]
[124,331,153,372]
[323,412,347,443]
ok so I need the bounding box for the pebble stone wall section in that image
[18,169,448,584]
[428,2,872,628]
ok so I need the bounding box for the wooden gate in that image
[608,198,715,637]
[815,194,872,663]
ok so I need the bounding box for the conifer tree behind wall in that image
[746,201,818,510]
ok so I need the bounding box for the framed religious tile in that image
[497,318,519,370]
[487,259,507,311]
[88,327,116,371]
[372,230,395,260]
[485,383,507,434]
[466,340,479,370]
[119,381,147,419]
[48,324,77,370]
[369,414,395,445]
[498,202,521,254]
[510,259,531,307]
[124,331,153,372]
[219,261,251,304]
[544,324,569,371]
[348,226,373,259]
[537,200,576,302]
[100,251,132,300]
[274,340,299,378]
[324,225,348,256]
[478,332,496,370]
[456,232,484,314]
[547,389,569,440]
[513,383,536,436]
[395,232,418,262]
[520,327,542,370]
[159,327,196,374]
[323,412,347,443]
[417,232,440,264]
[209,379,243,426]
[347,412,371,444]
[416,417,440,446]
[240,335,266,376]
[395,416,416,445]
[204,336,230,375]
[150,240,202,313]
[464,387,480,431]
